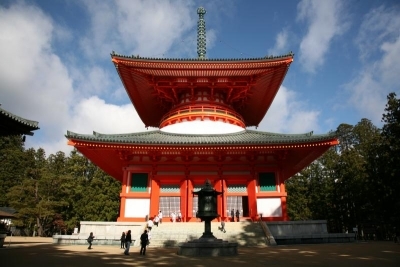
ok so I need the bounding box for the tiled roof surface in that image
[66,129,337,145]
[0,106,40,136]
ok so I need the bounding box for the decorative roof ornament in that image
[197,7,206,59]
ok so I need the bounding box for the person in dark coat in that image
[124,230,132,255]
[120,232,126,249]
[231,209,234,222]
[87,232,95,249]
[236,209,240,222]
[140,230,149,255]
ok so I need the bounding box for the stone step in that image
[144,221,267,247]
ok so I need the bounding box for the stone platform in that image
[177,237,238,256]
[52,221,145,246]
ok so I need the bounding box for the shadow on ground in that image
[1,239,399,267]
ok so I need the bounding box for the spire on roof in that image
[197,7,206,59]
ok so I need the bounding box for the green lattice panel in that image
[131,173,148,192]
[259,172,276,191]
[227,185,247,193]
[160,185,180,193]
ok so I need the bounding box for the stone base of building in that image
[177,237,238,256]
[265,220,356,245]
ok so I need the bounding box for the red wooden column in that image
[117,169,129,221]
[279,174,289,221]
[214,174,223,221]
[149,176,160,219]
[179,177,187,222]
[187,178,195,221]
[247,178,257,221]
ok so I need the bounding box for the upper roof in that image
[111,52,294,128]
[66,129,336,146]
[0,106,40,136]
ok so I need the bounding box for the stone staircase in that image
[143,221,268,248]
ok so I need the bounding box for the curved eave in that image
[65,129,337,182]
[111,55,294,128]
[0,107,40,136]
[66,129,338,147]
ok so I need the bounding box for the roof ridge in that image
[110,51,294,61]
[0,106,39,128]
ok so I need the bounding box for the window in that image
[159,196,180,217]
[259,172,276,191]
[130,173,148,192]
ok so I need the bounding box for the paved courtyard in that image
[1,237,399,267]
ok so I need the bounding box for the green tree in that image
[6,148,69,236]
[0,135,27,207]
[377,93,400,231]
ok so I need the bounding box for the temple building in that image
[66,7,338,222]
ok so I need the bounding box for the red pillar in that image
[247,179,257,221]
[117,169,128,221]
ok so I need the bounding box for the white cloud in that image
[80,0,197,58]
[297,0,347,73]
[0,2,74,150]
[268,29,289,56]
[254,86,320,133]
[346,5,400,126]
[69,96,146,135]
[0,2,150,156]
[355,5,400,62]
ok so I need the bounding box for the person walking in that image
[140,230,149,255]
[87,232,95,249]
[158,210,163,224]
[236,209,240,222]
[171,211,176,223]
[124,230,132,255]
[120,231,126,249]
[219,220,226,233]
[231,209,234,222]
[147,218,154,231]
[153,215,160,227]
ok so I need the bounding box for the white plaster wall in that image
[161,120,244,134]
[125,198,150,218]
[256,198,282,217]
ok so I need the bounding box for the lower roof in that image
[66,129,337,146]
[0,106,40,136]
[65,129,338,182]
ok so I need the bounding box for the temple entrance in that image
[226,196,249,220]
[159,196,180,220]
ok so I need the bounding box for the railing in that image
[258,217,277,246]
[160,104,245,128]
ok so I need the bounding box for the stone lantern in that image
[193,179,223,239]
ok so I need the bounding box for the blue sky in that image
[0,0,399,156]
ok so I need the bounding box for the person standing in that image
[140,230,149,255]
[236,209,240,222]
[87,232,95,249]
[124,230,132,255]
[231,209,234,222]
[177,210,182,222]
[171,211,176,223]
[120,231,126,249]
[158,210,163,224]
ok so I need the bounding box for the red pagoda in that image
[66,7,338,222]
